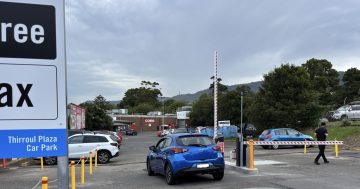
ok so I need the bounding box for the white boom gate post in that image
[213,51,218,140]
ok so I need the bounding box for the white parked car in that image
[43,133,119,165]
[332,105,350,120]
[347,105,360,120]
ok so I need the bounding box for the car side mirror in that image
[149,146,156,151]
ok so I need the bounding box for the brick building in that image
[113,115,177,132]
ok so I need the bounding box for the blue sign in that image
[0,1,68,159]
[0,129,67,158]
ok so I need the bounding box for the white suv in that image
[347,105,360,120]
[332,105,350,120]
[43,133,119,165]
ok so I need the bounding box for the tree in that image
[209,76,228,95]
[218,85,254,126]
[80,95,113,131]
[248,64,322,131]
[190,94,213,126]
[163,99,187,114]
[302,58,339,105]
[342,68,360,102]
[118,81,162,109]
[129,103,155,115]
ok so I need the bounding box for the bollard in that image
[304,140,307,155]
[81,156,85,185]
[335,139,339,158]
[95,149,98,168]
[71,161,76,189]
[235,137,240,166]
[41,177,48,189]
[2,159,6,169]
[40,157,44,170]
[249,139,254,170]
[89,151,93,176]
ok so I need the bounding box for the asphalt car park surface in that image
[0,132,359,188]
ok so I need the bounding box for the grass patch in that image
[304,121,360,141]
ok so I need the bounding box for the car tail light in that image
[212,145,221,151]
[110,142,118,147]
[171,147,188,154]
[266,135,272,139]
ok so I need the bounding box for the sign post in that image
[0,0,68,187]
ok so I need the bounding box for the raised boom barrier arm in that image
[244,141,344,145]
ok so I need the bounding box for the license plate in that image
[196,164,209,168]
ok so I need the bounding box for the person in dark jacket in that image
[314,122,329,165]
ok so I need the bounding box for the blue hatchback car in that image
[258,128,314,149]
[146,133,225,185]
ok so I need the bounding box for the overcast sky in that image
[65,0,360,104]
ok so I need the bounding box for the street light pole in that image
[239,92,244,167]
[162,97,165,126]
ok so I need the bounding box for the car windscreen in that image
[261,130,270,135]
[176,136,215,147]
[110,135,118,142]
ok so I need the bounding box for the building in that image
[112,114,177,132]
[176,106,192,128]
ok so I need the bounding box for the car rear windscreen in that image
[176,136,215,147]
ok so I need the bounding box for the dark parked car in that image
[125,129,137,136]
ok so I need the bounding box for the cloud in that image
[65,0,360,104]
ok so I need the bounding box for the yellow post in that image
[249,139,254,170]
[304,140,307,155]
[40,157,44,170]
[81,156,85,185]
[335,139,339,158]
[41,177,48,189]
[95,149,98,168]
[89,151,93,176]
[71,161,76,189]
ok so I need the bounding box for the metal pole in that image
[236,137,240,166]
[213,51,218,140]
[162,97,165,126]
[58,0,69,188]
[240,92,244,166]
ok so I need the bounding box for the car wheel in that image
[98,151,111,164]
[272,142,279,150]
[305,139,312,148]
[261,145,269,149]
[147,160,154,176]
[165,164,176,185]
[44,157,57,165]
[213,171,224,180]
[341,115,348,121]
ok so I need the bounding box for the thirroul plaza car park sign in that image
[0,0,67,158]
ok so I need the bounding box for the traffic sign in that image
[0,0,67,158]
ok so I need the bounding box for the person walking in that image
[314,122,329,165]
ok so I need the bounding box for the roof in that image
[168,133,208,138]
[70,133,110,138]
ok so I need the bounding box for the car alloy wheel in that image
[98,151,110,164]
[272,144,279,150]
[165,164,175,185]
